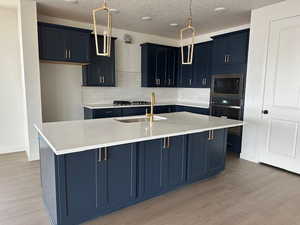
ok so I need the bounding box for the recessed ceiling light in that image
[64,0,78,3]
[141,16,152,21]
[109,8,120,13]
[214,7,226,12]
[170,23,179,27]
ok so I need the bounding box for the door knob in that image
[262,110,269,115]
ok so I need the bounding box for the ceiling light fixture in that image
[92,0,112,57]
[109,8,120,13]
[214,7,226,12]
[180,0,196,65]
[64,0,79,3]
[170,23,179,27]
[141,16,152,21]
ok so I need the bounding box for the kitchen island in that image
[36,112,243,225]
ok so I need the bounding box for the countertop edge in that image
[83,102,210,110]
[39,123,243,156]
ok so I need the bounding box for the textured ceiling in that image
[37,0,284,39]
[0,0,17,8]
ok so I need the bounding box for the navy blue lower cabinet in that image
[122,107,149,117]
[138,139,166,197]
[187,132,208,183]
[84,108,123,119]
[187,129,227,183]
[101,144,137,209]
[59,150,98,225]
[39,130,227,225]
[166,136,187,188]
[206,129,228,176]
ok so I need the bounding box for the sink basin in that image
[115,115,167,123]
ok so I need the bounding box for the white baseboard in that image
[0,146,26,154]
[240,152,259,163]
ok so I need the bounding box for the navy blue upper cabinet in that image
[82,35,116,87]
[38,22,90,63]
[193,41,213,88]
[211,29,249,74]
[141,43,178,87]
[155,46,167,87]
[177,46,193,87]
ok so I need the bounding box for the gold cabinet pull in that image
[98,148,102,162]
[167,137,170,148]
[104,147,108,160]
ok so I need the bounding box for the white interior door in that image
[261,15,300,174]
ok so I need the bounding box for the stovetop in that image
[113,100,151,106]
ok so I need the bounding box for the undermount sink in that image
[115,115,167,123]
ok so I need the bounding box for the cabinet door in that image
[101,144,137,209]
[122,107,149,117]
[178,46,193,87]
[212,37,228,68]
[61,150,97,223]
[93,108,122,118]
[82,35,115,87]
[207,129,227,175]
[141,44,156,87]
[68,30,90,63]
[155,46,167,87]
[38,24,67,61]
[226,31,249,65]
[139,139,166,197]
[184,106,210,115]
[193,43,206,88]
[167,136,186,188]
[166,48,177,87]
[187,132,208,182]
[99,37,116,86]
[154,105,174,114]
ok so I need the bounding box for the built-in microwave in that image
[211,74,244,97]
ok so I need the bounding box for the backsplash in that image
[177,88,210,106]
[82,70,179,104]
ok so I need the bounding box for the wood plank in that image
[0,152,300,225]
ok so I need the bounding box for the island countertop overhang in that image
[35,112,244,155]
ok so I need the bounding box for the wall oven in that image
[210,74,245,154]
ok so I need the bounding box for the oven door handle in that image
[211,104,241,109]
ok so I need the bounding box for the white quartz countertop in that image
[35,112,243,155]
[83,102,209,109]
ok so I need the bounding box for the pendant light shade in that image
[92,0,112,57]
[180,0,196,65]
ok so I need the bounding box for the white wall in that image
[0,7,27,154]
[40,63,83,122]
[17,0,42,160]
[241,0,300,163]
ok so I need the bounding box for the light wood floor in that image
[1,152,300,225]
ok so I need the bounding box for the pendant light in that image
[92,0,112,57]
[180,0,196,65]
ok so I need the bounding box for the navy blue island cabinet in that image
[39,129,228,225]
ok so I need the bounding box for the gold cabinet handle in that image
[208,130,215,141]
[163,138,167,149]
[65,49,68,59]
[104,147,108,160]
[167,137,170,148]
[98,148,102,162]
[68,49,71,59]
